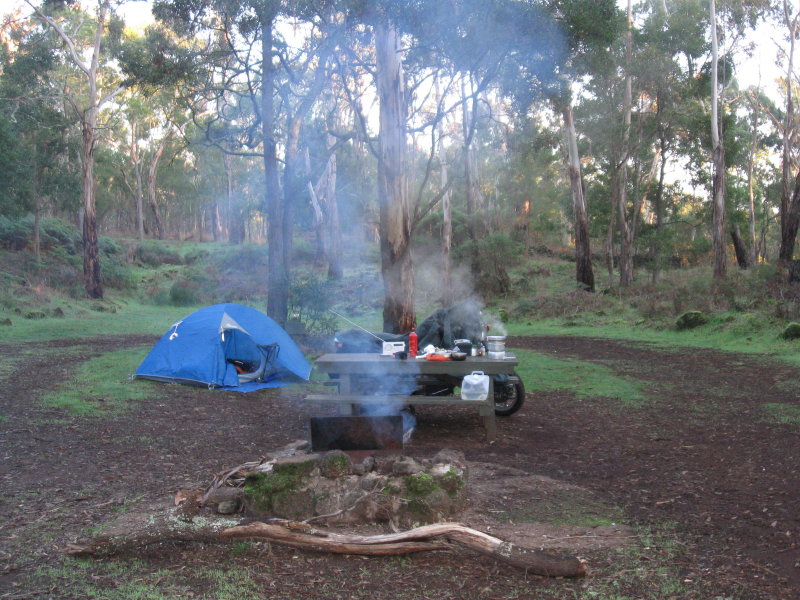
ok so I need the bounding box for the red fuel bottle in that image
[409,329,418,357]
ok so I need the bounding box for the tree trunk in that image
[282,113,304,286]
[731,224,748,269]
[783,168,800,263]
[262,15,288,325]
[309,143,343,280]
[146,128,171,240]
[617,0,634,287]
[375,22,414,333]
[224,153,244,244]
[747,87,761,266]
[82,108,103,298]
[779,2,798,263]
[130,123,145,241]
[710,0,726,279]
[561,103,594,292]
[438,87,453,307]
[461,75,483,222]
[651,136,668,283]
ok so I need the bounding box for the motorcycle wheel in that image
[494,377,525,416]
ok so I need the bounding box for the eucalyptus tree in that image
[23,0,130,298]
[150,0,342,324]
[777,0,800,263]
[0,14,80,257]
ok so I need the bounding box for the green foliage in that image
[404,473,438,498]
[456,232,522,296]
[675,310,708,330]
[288,273,337,334]
[780,322,800,340]
[134,241,183,267]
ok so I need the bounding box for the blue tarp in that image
[134,303,311,392]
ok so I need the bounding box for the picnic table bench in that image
[304,352,520,442]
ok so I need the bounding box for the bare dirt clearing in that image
[1,334,799,599]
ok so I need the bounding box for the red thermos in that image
[409,329,418,357]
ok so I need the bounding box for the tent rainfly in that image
[134,303,311,392]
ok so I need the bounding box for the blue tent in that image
[134,303,311,392]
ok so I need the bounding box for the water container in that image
[461,371,490,401]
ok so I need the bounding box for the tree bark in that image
[747,87,761,266]
[779,1,798,263]
[224,153,244,244]
[616,0,635,287]
[561,103,594,292]
[145,127,172,241]
[710,0,727,279]
[130,122,145,242]
[731,224,748,269]
[375,22,414,333]
[262,14,289,325]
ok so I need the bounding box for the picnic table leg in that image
[338,375,355,416]
[482,379,497,442]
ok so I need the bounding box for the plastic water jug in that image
[461,371,490,401]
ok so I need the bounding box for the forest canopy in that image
[1,0,798,328]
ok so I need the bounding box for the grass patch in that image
[30,558,263,600]
[762,402,800,426]
[0,299,197,342]
[41,346,155,416]
[502,487,623,527]
[508,311,800,367]
[514,348,647,408]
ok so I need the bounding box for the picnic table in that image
[304,352,520,442]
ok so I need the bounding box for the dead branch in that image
[65,509,586,578]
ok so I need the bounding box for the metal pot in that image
[486,335,506,353]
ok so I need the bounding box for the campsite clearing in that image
[1,334,800,599]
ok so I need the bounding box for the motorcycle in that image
[332,301,525,417]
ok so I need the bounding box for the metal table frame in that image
[304,353,519,442]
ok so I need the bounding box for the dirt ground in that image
[1,334,799,599]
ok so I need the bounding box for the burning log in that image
[64,510,585,578]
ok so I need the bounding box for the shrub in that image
[288,273,337,334]
[135,241,182,266]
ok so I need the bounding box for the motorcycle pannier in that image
[461,371,490,401]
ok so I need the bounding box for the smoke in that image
[482,310,507,337]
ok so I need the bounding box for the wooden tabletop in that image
[313,352,518,376]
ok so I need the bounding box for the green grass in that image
[762,402,800,426]
[0,298,198,342]
[29,558,265,600]
[509,314,800,366]
[501,487,623,528]
[41,346,156,416]
[514,348,647,408]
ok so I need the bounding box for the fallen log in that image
[65,510,585,577]
[222,521,586,577]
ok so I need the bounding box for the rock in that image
[781,322,800,340]
[675,311,707,331]
[272,453,320,476]
[392,456,424,475]
[319,450,352,478]
[432,449,466,466]
[216,500,240,515]
[360,456,376,473]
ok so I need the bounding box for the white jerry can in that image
[461,371,490,401]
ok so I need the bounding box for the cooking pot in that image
[453,338,472,354]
